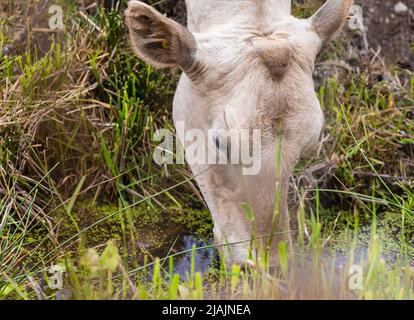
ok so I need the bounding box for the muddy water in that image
[167,224,413,287]
[170,235,216,276]
[34,200,411,284]
[69,202,217,277]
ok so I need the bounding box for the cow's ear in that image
[125,1,197,69]
[310,0,353,44]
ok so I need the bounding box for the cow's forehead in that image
[186,0,293,33]
[194,15,318,55]
[189,18,319,85]
[196,14,311,37]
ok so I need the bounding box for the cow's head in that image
[125,0,352,153]
[125,0,353,264]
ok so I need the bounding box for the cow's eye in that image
[214,136,221,150]
[211,133,231,161]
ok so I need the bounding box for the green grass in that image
[0,0,413,300]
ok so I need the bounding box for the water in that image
[172,235,217,277]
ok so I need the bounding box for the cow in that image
[125,0,353,265]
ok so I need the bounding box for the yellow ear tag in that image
[162,40,170,49]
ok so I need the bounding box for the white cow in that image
[126,0,353,265]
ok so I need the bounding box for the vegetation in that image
[0,0,413,300]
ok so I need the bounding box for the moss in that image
[17,228,55,268]
[169,207,214,239]
[18,196,215,275]
[320,207,414,256]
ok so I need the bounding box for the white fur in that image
[126,0,353,264]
